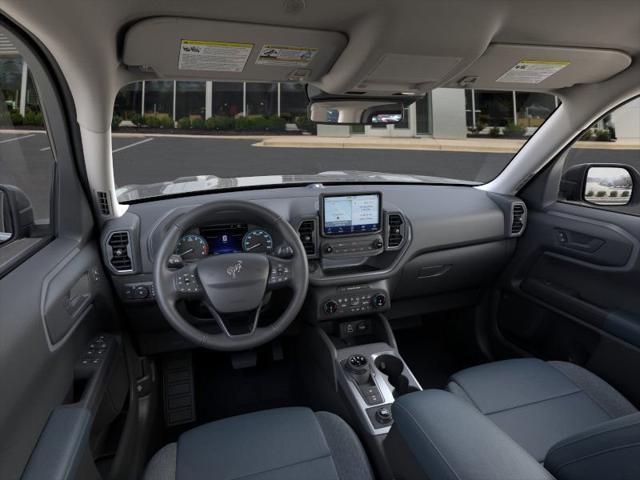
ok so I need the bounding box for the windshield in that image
[111,82,560,202]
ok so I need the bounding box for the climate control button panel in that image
[320,287,389,319]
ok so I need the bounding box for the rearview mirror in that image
[308,99,405,125]
[584,166,633,206]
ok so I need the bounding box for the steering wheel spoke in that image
[267,256,295,290]
[203,301,262,338]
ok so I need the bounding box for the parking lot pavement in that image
[1,132,639,221]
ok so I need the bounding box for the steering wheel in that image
[153,201,309,351]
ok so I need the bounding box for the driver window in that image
[0,30,55,247]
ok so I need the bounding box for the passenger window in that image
[559,98,640,215]
[0,31,55,248]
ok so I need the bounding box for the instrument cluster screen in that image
[322,193,381,235]
[201,224,247,255]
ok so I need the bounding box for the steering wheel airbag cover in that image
[197,253,269,313]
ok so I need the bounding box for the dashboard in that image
[100,183,527,354]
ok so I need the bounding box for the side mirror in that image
[584,166,633,206]
[560,164,635,207]
[0,185,34,245]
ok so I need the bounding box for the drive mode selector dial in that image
[345,354,371,384]
[347,354,368,369]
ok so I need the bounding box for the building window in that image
[176,81,205,120]
[114,82,143,120]
[213,82,243,117]
[474,90,513,127]
[515,92,556,128]
[144,80,173,118]
[245,82,278,117]
[280,83,307,121]
[0,57,23,110]
[25,73,41,113]
[416,96,431,135]
[464,90,474,127]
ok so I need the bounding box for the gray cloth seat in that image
[447,358,637,461]
[143,407,374,480]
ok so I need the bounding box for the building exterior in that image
[0,33,41,116]
[1,38,638,141]
[112,80,563,139]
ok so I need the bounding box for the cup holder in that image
[374,354,420,398]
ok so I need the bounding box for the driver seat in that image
[143,407,374,480]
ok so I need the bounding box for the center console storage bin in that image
[384,389,553,480]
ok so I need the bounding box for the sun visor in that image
[447,44,631,90]
[122,18,347,82]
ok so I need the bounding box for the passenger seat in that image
[447,358,637,461]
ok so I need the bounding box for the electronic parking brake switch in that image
[345,354,383,405]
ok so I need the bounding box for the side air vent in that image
[96,191,111,216]
[107,231,133,272]
[386,212,406,250]
[298,219,317,257]
[510,203,527,236]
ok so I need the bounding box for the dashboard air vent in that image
[387,213,405,249]
[298,219,317,256]
[96,191,111,216]
[511,203,527,236]
[107,231,133,272]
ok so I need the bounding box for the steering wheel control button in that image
[175,272,201,295]
[268,262,290,286]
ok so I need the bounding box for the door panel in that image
[0,23,128,480]
[496,198,640,407]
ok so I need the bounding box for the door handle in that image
[555,229,605,253]
[65,272,92,319]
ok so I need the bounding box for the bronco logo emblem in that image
[226,260,243,279]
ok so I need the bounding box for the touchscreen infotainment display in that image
[322,193,381,235]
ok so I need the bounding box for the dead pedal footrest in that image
[162,352,196,427]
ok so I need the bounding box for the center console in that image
[336,344,422,435]
[301,312,422,479]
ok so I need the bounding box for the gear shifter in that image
[345,354,371,385]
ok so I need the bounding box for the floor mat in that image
[190,341,308,426]
[394,311,487,389]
